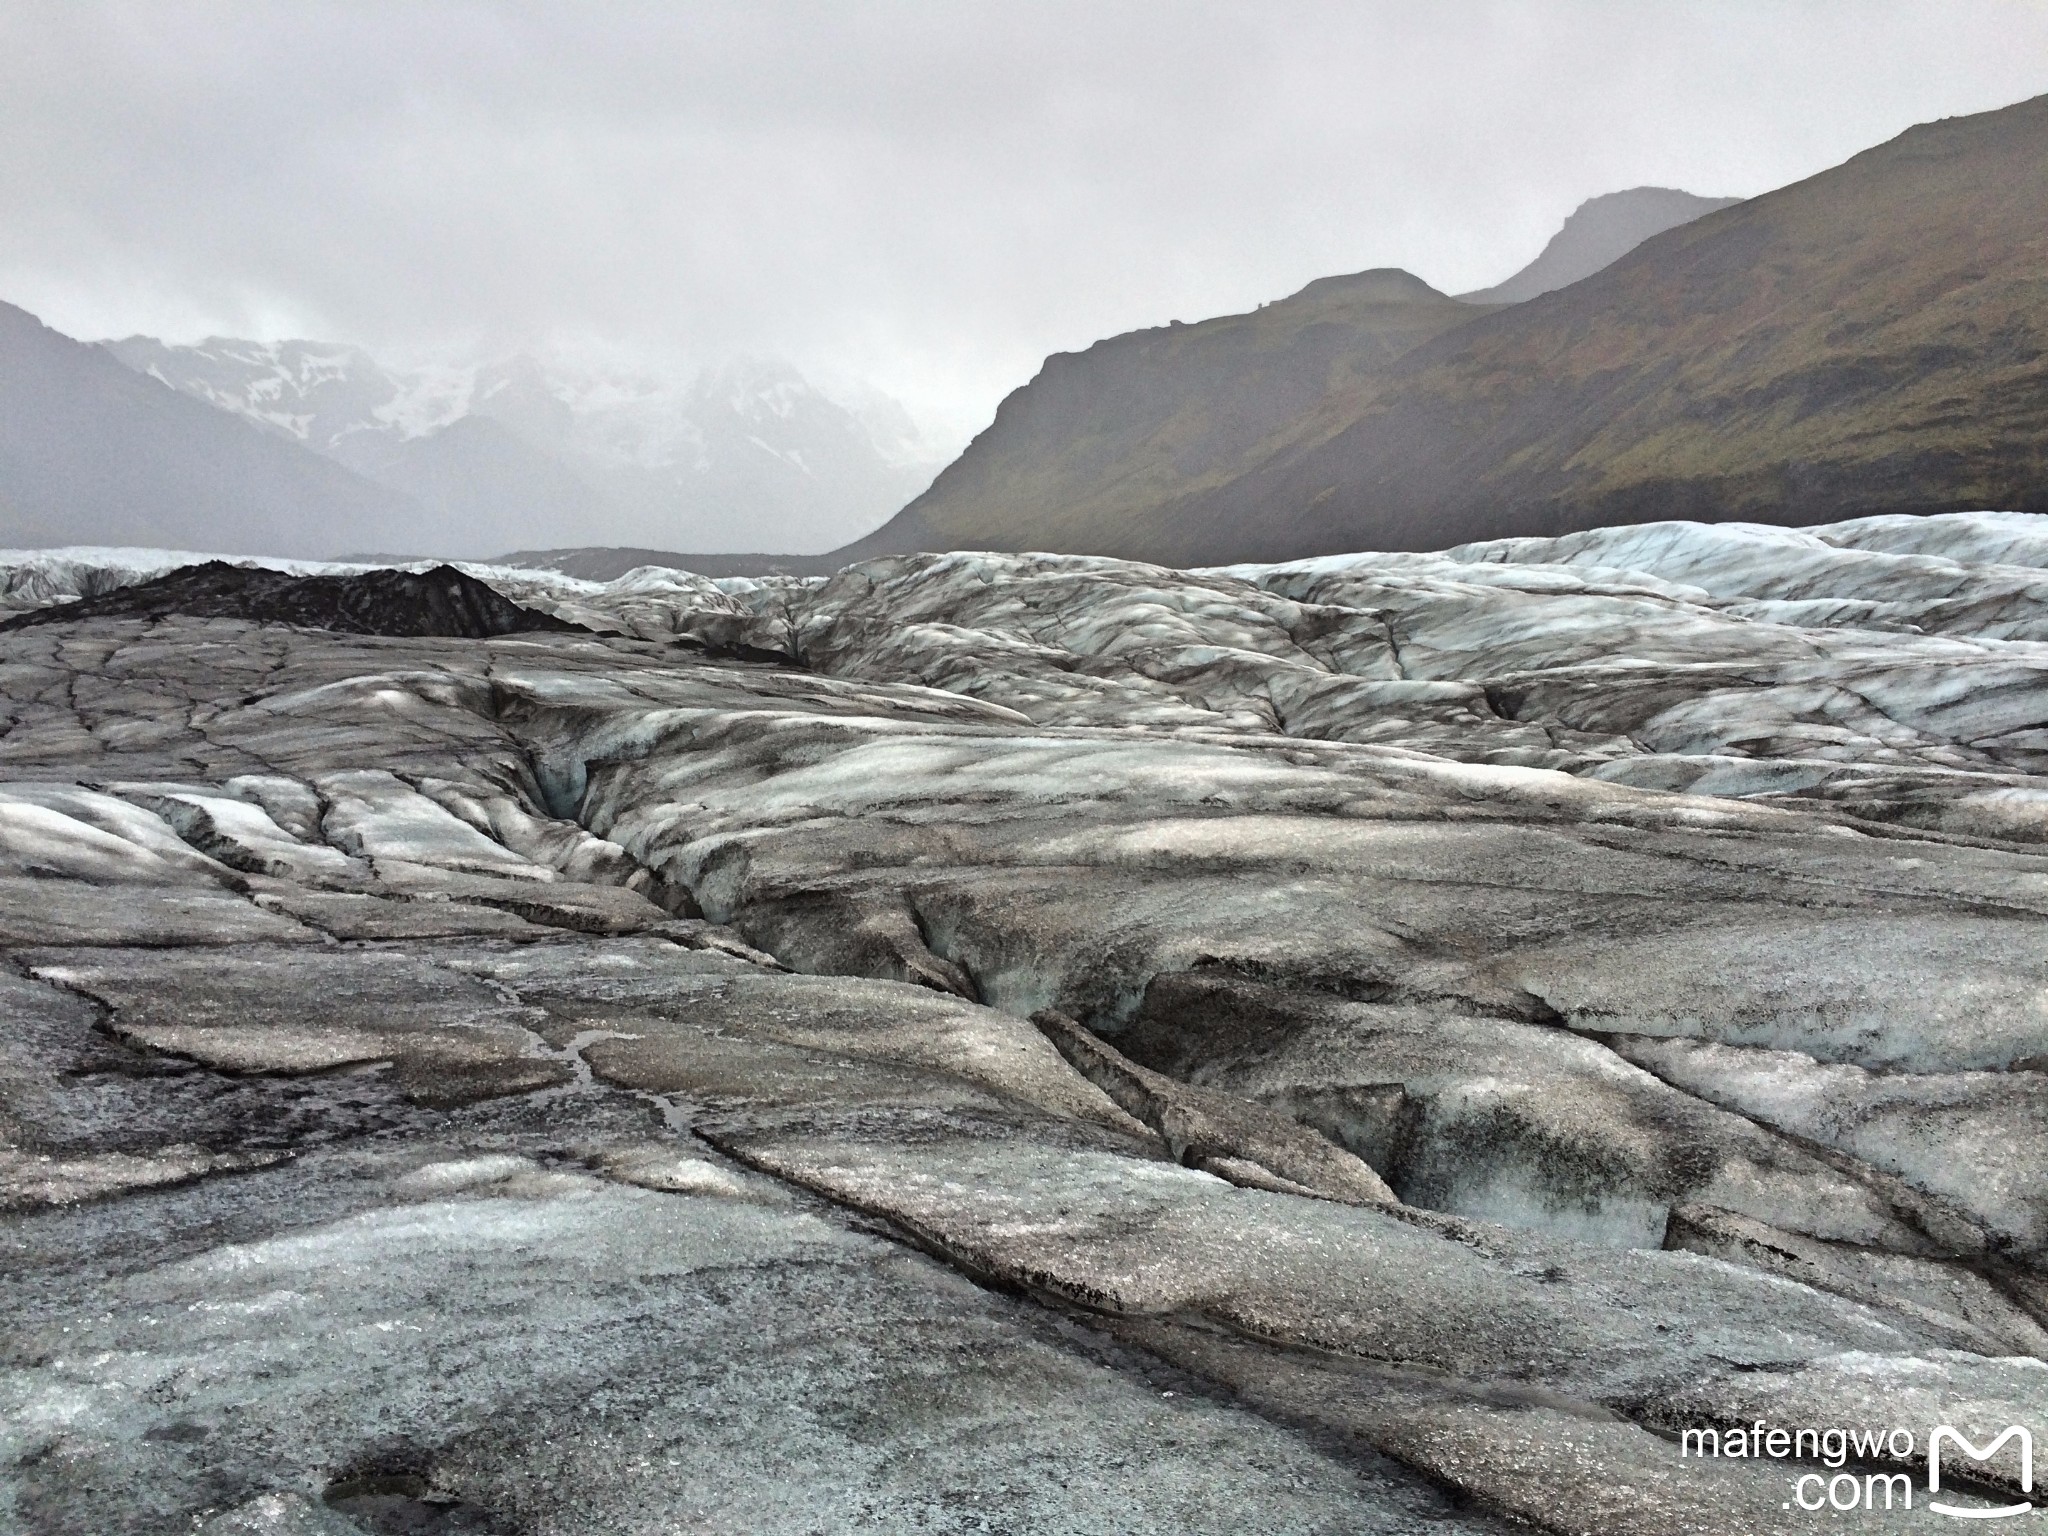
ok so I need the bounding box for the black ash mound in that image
[0,561,586,638]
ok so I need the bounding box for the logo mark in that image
[1929,1425,2034,1520]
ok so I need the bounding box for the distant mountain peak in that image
[104,332,410,449]
[1456,186,1740,305]
[1286,267,1451,307]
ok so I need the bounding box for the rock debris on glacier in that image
[0,513,2044,1533]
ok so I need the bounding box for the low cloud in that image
[2,0,2043,440]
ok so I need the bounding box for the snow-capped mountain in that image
[0,302,419,560]
[100,336,946,555]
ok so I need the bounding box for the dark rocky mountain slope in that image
[855,92,2048,566]
[833,268,1488,563]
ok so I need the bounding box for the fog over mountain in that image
[1455,186,1739,304]
[6,4,2046,477]
[21,178,1741,568]
[103,337,943,556]
[0,300,419,557]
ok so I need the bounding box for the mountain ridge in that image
[847,92,2048,567]
[828,264,1490,564]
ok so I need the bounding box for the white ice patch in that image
[314,770,547,879]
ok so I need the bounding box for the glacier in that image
[0,512,2044,1532]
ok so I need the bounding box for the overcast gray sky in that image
[4,0,2046,444]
